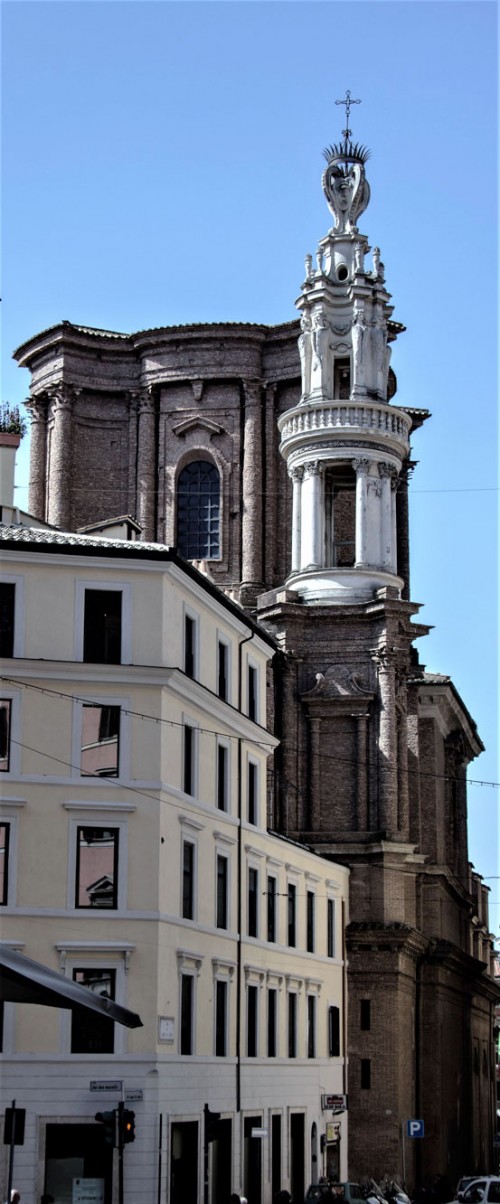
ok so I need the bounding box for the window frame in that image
[74,581,132,665]
[267,987,277,1058]
[217,635,230,702]
[216,853,229,930]
[216,739,230,812]
[176,458,221,562]
[215,977,228,1057]
[267,875,277,943]
[360,999,371,1031]
[68,817,128,912]
[329,1005,341,1057]
[247,660,259,722]
[247,865,259,938]
[0,821,11,905]
[181,838,196,921]
[287,882,297,948]
[361,1058,371,1089]
[0,576,24,658]
[179,972,195,1055]
[61,954,127,1056]
[287,991,297,1059]
[72,695,130,782]
[0,690,21,776]
[183,607,199,680]
[182,718,198,797]
[74,824,120,910]
[307,994,316,1059]
[306,889,315,953]
[327,897,336,958]
[247,983,259,1057]
[247,757,259,826]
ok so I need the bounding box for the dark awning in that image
[0,946,142,1029]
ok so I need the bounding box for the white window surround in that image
[55,947,133,1056]
[181,834,198,923]
[213,975,229,1056]
[211,958,235,981]
[74,580,132,664]
[246,657,260,722]
[216,737,231,812]
[0,689,22,776]
[183,604,200,679]
[215,849,230,930]
[178,968,196,1056]
[216,631,232,703]
[71,694,131,781]
[67,818,128,911]
[246,754,260,826]
[0,813,20,907]
[0,574,25,658]
[181,713,199,799]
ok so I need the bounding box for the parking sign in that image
[406,1120,424,1138]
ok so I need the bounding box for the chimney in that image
[0,433,21,510]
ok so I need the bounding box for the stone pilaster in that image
[264,383,278,584]
[300,460,322,570]
[308,716,322,830]
[136,390,156,541]
[396,460,414,600]
[47,385,76,530]
[372,646,398,834]
[127,391,139,523]
[397,693,410,839]
[356,713,369,830]
[290,466,303,572]
[240,380,263,602]
[26,395,47,520]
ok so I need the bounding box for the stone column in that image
[353,457,370,565]
[290,466,303,572]
[241,380,263,595]
[47,385,74,530]
[137,390,156,541]
[264,382,278,585]
[372,647,398,834]
[396,460,414,599]
[300,461,322,570]
[127,391,139,521]
[378,462,394,570]
[26,396,47,520]
[391,470,398,574]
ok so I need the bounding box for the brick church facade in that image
[14,128,498,1185]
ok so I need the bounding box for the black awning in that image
[0,946,142,1029]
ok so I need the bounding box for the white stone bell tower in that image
[279,110,411,604]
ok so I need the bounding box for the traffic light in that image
[122,1109,136,1144]
[95,1110,116,1146]
[204,1103,221,1144]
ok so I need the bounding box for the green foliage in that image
[0,404,28,437]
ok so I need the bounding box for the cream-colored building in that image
[0,521,349,1204]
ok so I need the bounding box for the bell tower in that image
[280,112,412,604]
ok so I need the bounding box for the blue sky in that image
[2,1,498,921]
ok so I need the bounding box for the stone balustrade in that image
[278,399,411,458]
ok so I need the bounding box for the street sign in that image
[321,1094,347,1112]
[89,1081,123,1093]
[251,1128,268,1138]
[125,1090,143,1103]
[406,1119,425,1138]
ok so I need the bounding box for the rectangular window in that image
[327,898,335,958]
[247,984,258,1057]
[267,988,277,1058]
[288,993,297,1058]
[360,999,371,1031]
[361,1058,371,1089]
[267,876,276,942]
[218,640,229,701]
[306,890,315,953]
[216,855,228,929]
[329,1005,340,1057]
[71,968,115,1054]
[182,841,195,920]
[180,974,194,1054]
[215,979,227,1056]
[248,760,258,826]
[75,827,119,909]
[288,883,296,948]
[217,743,228,811]
[0,823,10,905]
[183,724,195,795]
[83,590,122,664]
[0,584,15,657]
[184,614,196,678]
[81,705,120,777]
[248,867,258,937]
[0,701,11,772]
[248,665,257,721]
[307,995,316,1058]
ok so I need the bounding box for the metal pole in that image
[401,1121,406,1189]
[6,1099,16,1204]
[203,1105,210,1204]
[118,1100,124,1204]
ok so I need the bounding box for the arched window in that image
[177,460,221,560]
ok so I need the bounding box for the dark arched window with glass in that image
[177,460,220,560]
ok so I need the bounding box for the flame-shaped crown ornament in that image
[322,140,371,234]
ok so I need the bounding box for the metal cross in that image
[335,89,361,139]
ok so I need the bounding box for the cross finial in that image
[335,89,361,141]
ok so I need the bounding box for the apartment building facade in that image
[0,522,349,1204]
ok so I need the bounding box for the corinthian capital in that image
[48,383,80,413]
[303,460,321,478]
[243,380,261,406]
[25,395,46,424]
[353,457,371,475]
[289,465,304,483]
[378,460,397,481]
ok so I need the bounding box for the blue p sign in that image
[407,1120,424,1138]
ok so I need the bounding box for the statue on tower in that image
[322,91,371,233]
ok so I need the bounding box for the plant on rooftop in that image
[0,404,28,438]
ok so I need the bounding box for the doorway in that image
[290,1113,305,1204]
[171,1120,198,1204]
[44,1122,113,1204]
[243,1114,262,1204]
[211,1118,232,1204]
